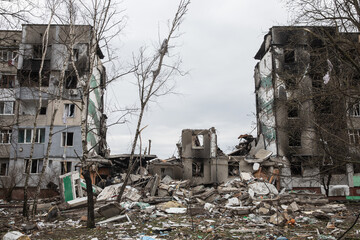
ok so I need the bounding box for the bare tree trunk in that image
[22,110,39,218]
[117,106,145,201]
[31,107,57,216]
[83,168,95,228]
[117,0,190,202]
[23,14,53,218]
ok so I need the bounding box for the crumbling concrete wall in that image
[254,49,277,155]
[181,128,228,185]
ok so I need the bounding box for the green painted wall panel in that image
[260,74,272,89]
[63,176,74,202]
[353,176,360,187]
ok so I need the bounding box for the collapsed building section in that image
[149,128,271,186]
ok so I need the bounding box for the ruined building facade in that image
[0,25,107,198]
[254,26,360,197]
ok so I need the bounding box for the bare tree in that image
[62,0,127,228]
[0,0,34,28]
[0,165,25,202]
[117,0,190,202]
[22,3,58,218]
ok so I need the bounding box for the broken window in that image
[228,160,240,176]
[192,133,204,149]
[33,45,43,58]
[0,161,8,176]
[62,132,74,147]
[349,100,360,117]
[284,50,295,64]
[64,104,75,117]
[0,129,12,144]
[18,70,49,87]
[288,102,299,118]
[39,107,47,115]
[290,158,302,176]
[310,54,327,88]
[0,101,14,115]
[25,159,43,174]
[348,129,360,145]
[73,49,79,62]
[65,73,77,89]
[192,161,204,177]
[289,130,301,147]
[61,161,72,175]
[0,75,15,88]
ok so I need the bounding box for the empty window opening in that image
[0,101,14,115]
[349,100,360,117]
[0,75,15,88]
[40,107,47,115]
[18,70,49,87]
[25,159,43,174]
[290,159,302,176]
[289,131,301,147]
[192,134,204,148]
[349,129,360,145]
[72,49,79,62]
[288,103,299,118]
[61,161,72,175]
[192,161,204,177]
[33,45,43,58]
[0,162,8,176]
[284,50,295,64]
[65,72,77,89]
[62,132,74,146]
[0,129,12,144]
[228,161,240,176]
[65,104,75,117]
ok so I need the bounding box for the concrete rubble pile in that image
[87,171,348,228]
[0,170,355,240]
[0,130,356,239]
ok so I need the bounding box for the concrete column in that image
[347,163,354,188]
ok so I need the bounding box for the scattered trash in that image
[3,231,30,240]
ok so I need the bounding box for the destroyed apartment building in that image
[254,26,360,198]
[3,25,360,240]
[0,24,107,199]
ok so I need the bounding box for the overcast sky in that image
[105,0,289,158]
